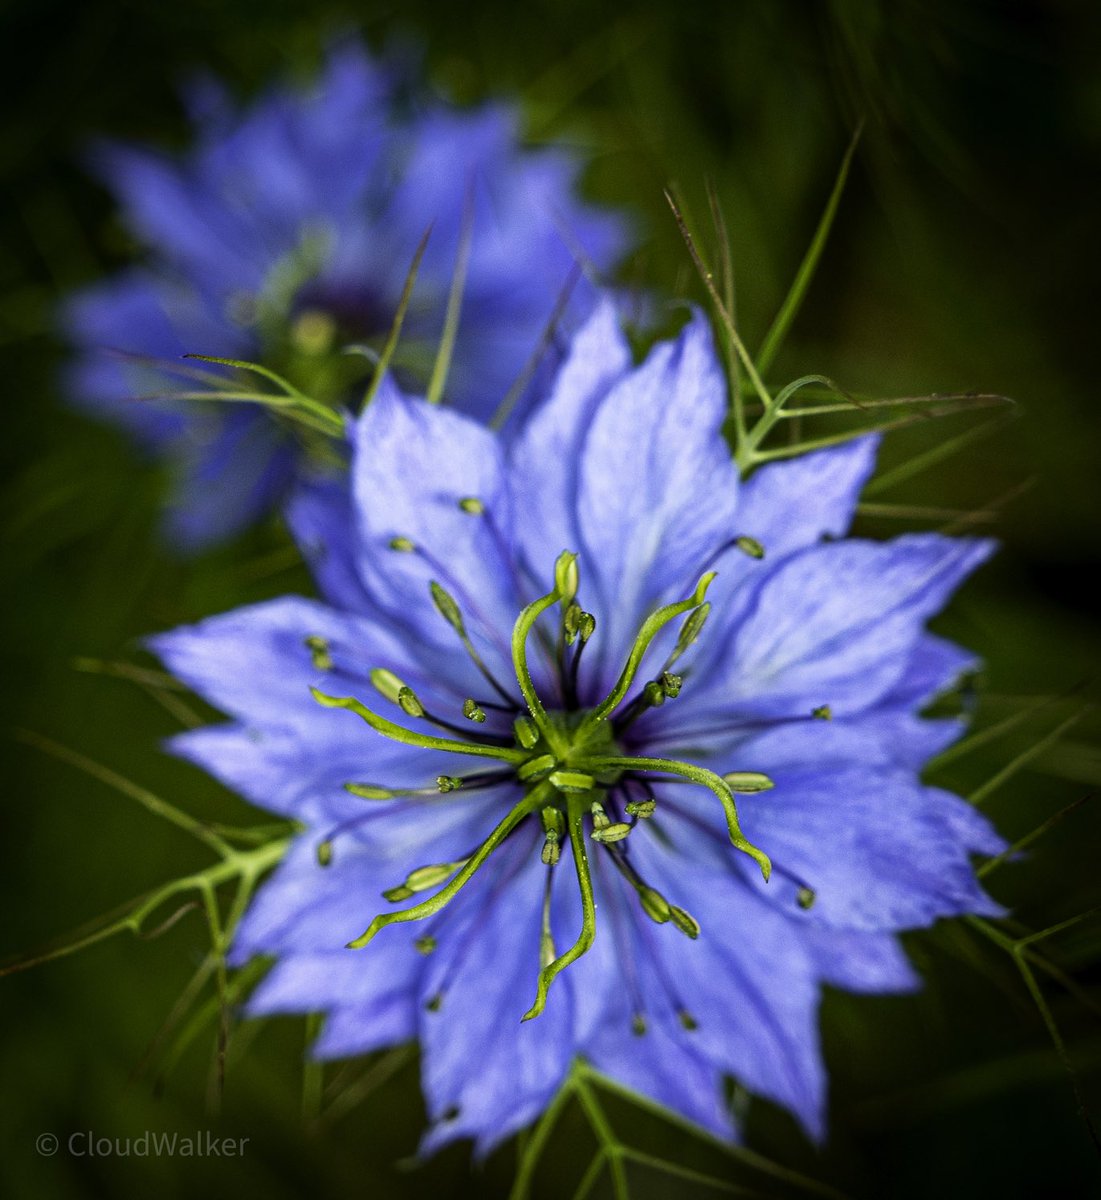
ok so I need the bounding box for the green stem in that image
[16,730,235,859]
[508,1078,574,1200]
[755,124,862,378]
[426,190,473,406]
[363,226,431,409]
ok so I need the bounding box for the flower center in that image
[310,543,773,1019]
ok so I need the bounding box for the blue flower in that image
[151,300,1004,1154]
[63,43,628,549]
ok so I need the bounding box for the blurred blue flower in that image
[63,43,628,549]
[151,300,1004,1153]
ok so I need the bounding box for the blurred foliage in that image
[2,1,1100,1198]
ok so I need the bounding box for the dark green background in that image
[2,2,1100,1197]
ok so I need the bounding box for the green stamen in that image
[591,822,631,844]
[312,690,525,765]
[554,551,579,608]
[522,796,597,1021]
[427,580,519,708]
[666,602,711,671]
[304,636,333,671]
[429,580,466,634]
[370,668,406,704]
[398,686,426,718]
[581,574,715,735]
[511,587,568,754]
[518,753,556,781]
[582,755,771,881]
[722,771,775,793]
[660,672,682,698]
[541,806,564,866]
[549,770,595,793]
[514,716,540,749]
[638,885,673,924]
[345,786,546,950]
[670,906,701,939]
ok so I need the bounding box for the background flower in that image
[152,302,1004,1154]
[61,42,628,548]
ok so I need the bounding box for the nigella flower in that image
[63,43,627,549]
[151,300,1004,1153]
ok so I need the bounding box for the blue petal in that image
[654,707,964,775]
[509,296,632,583]
[285,476,372,613]
[150,597,411,727]
[620,836,828,1140]
[732,765,1006,931]
[802,928,921,994]
[349,381,520,677]
[584,1018,735,1142]
[886,632,979,708]
[735,436,879,561]
[685,533,995,721]
[251,952,419,1057]
[570,311,742,681]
